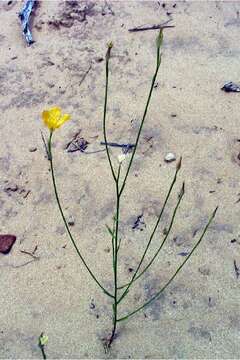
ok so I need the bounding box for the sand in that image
[0,0,240,358]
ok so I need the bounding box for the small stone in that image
[163,227,168,235]
[164,153,176,163]
[29,147,37,152]
[0,234,16,254]
[67,216,75,226]
[221,81,240,93]
[90,300,95,309]
[207,297,216,308]
[95,57,104,63]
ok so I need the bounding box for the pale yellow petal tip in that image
[39,333,48,346]
[41,106,71,131]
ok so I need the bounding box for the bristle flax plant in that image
[43,30,218,349]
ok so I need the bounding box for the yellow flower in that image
[39,333,48,346]
[42,106,70,131]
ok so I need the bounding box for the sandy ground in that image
[0,0,240,358]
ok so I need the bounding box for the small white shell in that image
[164,152,176,163]
[68,215,75,226]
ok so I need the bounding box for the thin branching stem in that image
[117,163,181,296]
[106,31,164,346]
[105,46,123,346]
[119,30,163,196]
[126,182,184,288]
[48,132,114,299]
[117,206,218,322]
[111,220,116,269]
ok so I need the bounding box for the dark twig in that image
[100,141,135,150]
[19,0,36,45]
[233,260,240,278]
[128,20,174,32]
[16,260,35,267]
[20,249,40,260]
[79,63,92,87]
[40,130,50,160]
[84,149,106,154]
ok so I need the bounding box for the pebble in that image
[67,216,75,226]
[29,147,37,152]
[90,300,95,310]
[0,234,16,254]
[95,57,104,63]
[221,81,240,93]
[164,152,176,163]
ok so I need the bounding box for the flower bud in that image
[118,153,126,164]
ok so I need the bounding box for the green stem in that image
[119,29,163,196]
[48,132,114,299]
[104,44,123,347]
[39,345,47,360]
[117,164,181,295]
[111,220,116,269]
[107,31,164,345]
[103,44,117,183]
[109,182,120,346]
[117,206,218,322]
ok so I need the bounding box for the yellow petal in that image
[42,110,49,122]
[56,113,71,128]
[49,107,61,120]
[39,334,49,346]
[42,110,52,129]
